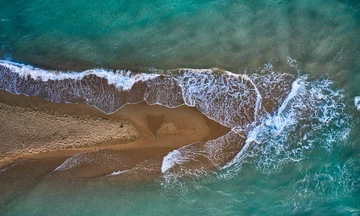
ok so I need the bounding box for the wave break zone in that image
[0,60,344,183]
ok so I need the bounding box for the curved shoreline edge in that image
[0,60,347,187]
[0,89,230,164]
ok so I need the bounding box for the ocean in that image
[0,0,360,215]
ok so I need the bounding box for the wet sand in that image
[0,90,230,166]
[0,90,229,164]
[0,90,230,205]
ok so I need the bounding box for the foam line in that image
[355,96,360,111]
[0,60,158,90]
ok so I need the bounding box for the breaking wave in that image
[222,76,349,175]
[0,60,350,184]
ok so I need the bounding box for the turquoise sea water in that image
[1,0,360,215]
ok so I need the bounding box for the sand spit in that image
[0,90,229,167]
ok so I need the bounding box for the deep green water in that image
[1,0,360,93]
[1,0,360,215]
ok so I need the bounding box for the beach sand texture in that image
[0,89,229,171]
[0,90,230,204]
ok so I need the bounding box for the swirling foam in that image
[355,96,360,111]
[222,76,349,177]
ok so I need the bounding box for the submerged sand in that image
[0,90,230,205]
[0,89,229,168]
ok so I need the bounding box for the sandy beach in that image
[0,89,229,169]
[0,89,230,205]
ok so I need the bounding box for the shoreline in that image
[0,90,230,167]
[0,89,230,204]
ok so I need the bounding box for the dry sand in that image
[0,90,229,167]
[0,90,230,205]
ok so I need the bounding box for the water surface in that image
[0,0,360,215]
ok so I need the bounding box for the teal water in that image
[1,0,360,215]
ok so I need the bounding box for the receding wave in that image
[0,60,348,185]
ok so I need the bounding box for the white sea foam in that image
[222,78,305,170]
[54,152,93,171]
[0,167,8,173]
[176,69,260,128]
[161,149,182,174]
[161,142,208,174]
[355,96,360,111]
[221,76,348,176]
[54,153,85,171]
[53,150,126,171]
[161,131,246,184]
[110,170,130,176]
[287,159,359,211]
[0,60,159,90]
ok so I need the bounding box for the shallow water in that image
[1,0,360,215]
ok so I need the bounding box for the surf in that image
[0,60,350,184]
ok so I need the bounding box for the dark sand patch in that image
[146,114,165,139]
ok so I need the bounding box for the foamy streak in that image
[175,69,260,128]
[110,170,130,176]
[0,167,8,173]
[223,78,304,169]
[161,131,245,183]
[0,60,158,90]
[54,150,128,171]
[355,96,360,111]
[54,153,86,171]
[222,76,348,175]
[161,148,187,174]
[276,79,303,115]
[249,70,294,115]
